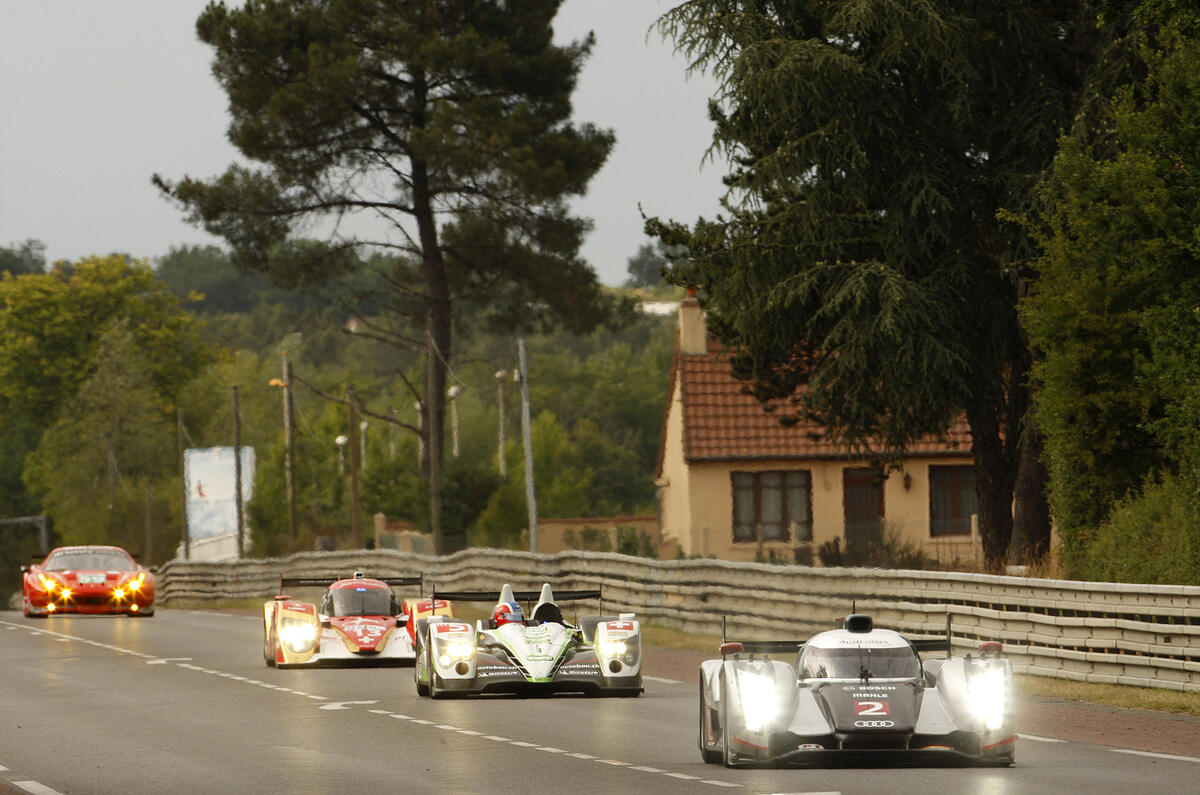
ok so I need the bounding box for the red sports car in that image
[22,545,155,617]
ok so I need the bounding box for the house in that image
[655,293,980,565]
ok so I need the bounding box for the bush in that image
[817,526,932,569]
[1078,473,1200,584]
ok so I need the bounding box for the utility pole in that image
[233,385,245,558]
[518,339,538,553]
[347,388,362,548]
[106,432,117,509]
[280,354,297,553]
[495,371,508,477]
[448,385,462,458]
[177,410,189,560]
[144,481,154,564]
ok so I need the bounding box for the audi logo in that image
[853,720,895,728]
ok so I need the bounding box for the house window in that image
[732,470,812,543]
[930,465,978,536]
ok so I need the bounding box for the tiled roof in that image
[679,338,972,462]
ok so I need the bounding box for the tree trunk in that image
[1010,411,1052,563]
[410,76,450,554]
[967,404,1016,571]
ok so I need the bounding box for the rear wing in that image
[431,588,601,603]
[717,613,955,659]
[277,573,422,594]
[719,617,805,655]
[909,613,953,659]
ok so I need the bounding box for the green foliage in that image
[1078,473,1200,584]
[1024,26,1200,576]
[0,255,211,428]
[0,239,47,276]
[22,329,181,562]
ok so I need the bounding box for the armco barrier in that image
[156,549,1200,692]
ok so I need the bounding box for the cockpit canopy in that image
[321,586,397,617]
[797,643,921,680]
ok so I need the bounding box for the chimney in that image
[679,286,707,355]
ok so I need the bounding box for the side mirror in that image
[20,565,28,574]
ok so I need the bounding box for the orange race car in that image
[22,545,155,617]
[263,572,454,667]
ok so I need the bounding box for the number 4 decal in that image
[855,700,890,716]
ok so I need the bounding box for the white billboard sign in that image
[184,446,255,545]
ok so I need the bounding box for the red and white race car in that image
[263,572,454,667]
[21,545,155,617]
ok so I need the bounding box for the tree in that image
[0,255,211,429]
[23,329,179,558]
[624,242,666,288]
[155,0,617,553]
[653,1,1121,568]
[1024,22,1200,576]
[0,240,47,276]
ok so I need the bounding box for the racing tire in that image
[699,679,722,764]
[720,671,737,767]
[264,627,277,668]
[414,646,430,696]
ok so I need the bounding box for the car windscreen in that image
[329,587,393,617]
[43,550,135,571]
[798,645,920,680]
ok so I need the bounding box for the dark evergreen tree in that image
[653,1,1123,567]
[156,0,616,551]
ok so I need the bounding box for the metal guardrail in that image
[156,548,1200,692]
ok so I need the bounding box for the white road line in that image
[361,704,744,789]
[1113,749,1200,764]
[643,675,682,684]
[1017,733,1066,743]
[13,782,64,795]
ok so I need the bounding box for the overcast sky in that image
[0,0,727,287]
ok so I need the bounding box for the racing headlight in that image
[437,639,475,668]
[598,639,627,657]
[967,666,1008,731]
[38,573,59,593]
[128,573,146,592]
[112,588,125,601]
[279,618,319,652]
[736,672,779,733]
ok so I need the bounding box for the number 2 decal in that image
[855,700,890,716]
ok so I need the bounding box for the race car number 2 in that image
[854,700,890,716]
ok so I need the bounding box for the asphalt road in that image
[2,609,1198,794]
